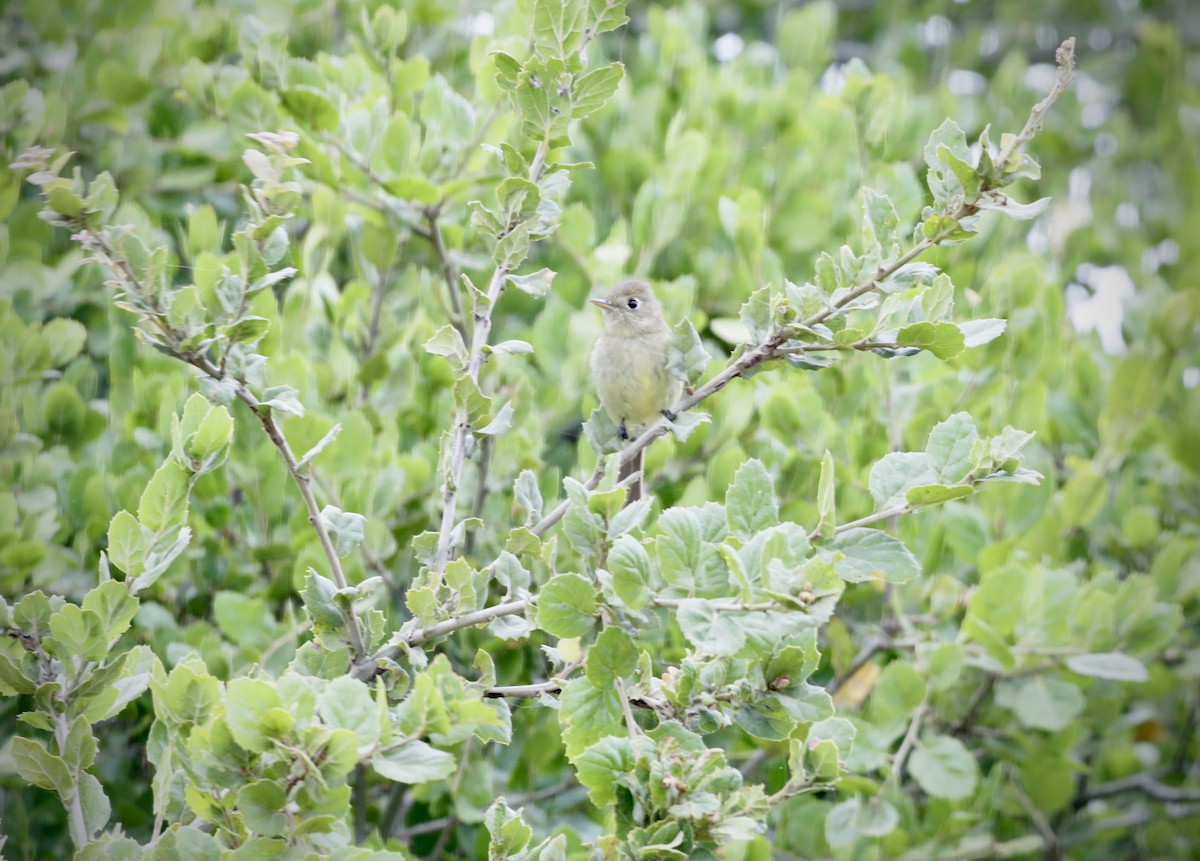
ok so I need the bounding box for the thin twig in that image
[85,231,368,660]
[424,207,468,339]
[827,636,889,696]
[891,701,927,785]
[1009,766,1065,861]
[955,673,996,734]
[1085,772,1200,803]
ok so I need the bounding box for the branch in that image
[996,38,1076,168]
[424,206,468,339]
[521,41,1080,539]
[1085,772,1200,804]
[81,230,368,660]
[431,137,552,574]
[827,635,889,695]
[53,711,90,847]
[891,701,927,785]
[189,355,369,661]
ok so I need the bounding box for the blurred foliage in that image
[0,0,1197,860]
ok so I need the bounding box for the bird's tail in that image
[619,447,644,504]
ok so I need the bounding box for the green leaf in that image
[503,476,542,536]
[868,451,933,509]
[559,677,623,760]
[12,736,71,794]
[572,63,624,119]
[138,461,190,533]
[815,450,836,538]
[739,286,772,344]
[46,604,108,663]
[608,534,651,609]
[726,459,778,539]
[574,735,634,806]
[486,800,534,856]
[319,676,379,748]
[908,734,978,800]
[1064,652,1148,682]
[666,318,710,385]
[81,580,138,642]
[1012,675,1084,731]
[189,402,235,462]
[373,740,457,784]
[42,318,87,366]
[586,626,638,685]
[657,508,727,596]
[676,599,746,656]
[896,321,965,360]
[505,268,556,298]
[830,528,921,584]
[106,510,146,579]
[826,796,900,847]
[905,484,975,506]
[537,573,597,638]
[77,771,111,838]
[318,506,366,558]
[239,779,287,837]
[959,318,1007,347]
[533,0,587,59]
[224,678,283,753]
[926,412,978,483]
[861,187,899,257]
[867,660,926,724]
[423,325,468,368]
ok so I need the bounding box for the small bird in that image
[590,280,681,502]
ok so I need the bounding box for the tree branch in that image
[431,138,553,574]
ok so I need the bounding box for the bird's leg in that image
[661,409,677,422]
[619,418,629,440]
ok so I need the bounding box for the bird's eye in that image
[627,298,639,309]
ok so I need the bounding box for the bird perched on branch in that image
[590,280,681,502]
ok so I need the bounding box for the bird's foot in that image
[662,409,677,422]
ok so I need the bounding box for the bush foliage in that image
[1,1,1197,860]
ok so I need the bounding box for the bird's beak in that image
[590,298,616,310]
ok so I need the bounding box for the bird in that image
[589,280,681,502]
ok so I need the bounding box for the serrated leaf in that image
[726,459,778,539]
[586,626,638,685]
[574,735,634,806]
[572,63,624,119]
[926,412,978,483]
[666,318,710,384]
[422,325,468,367]
[138,461,190,533]
[537,573,597,638]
